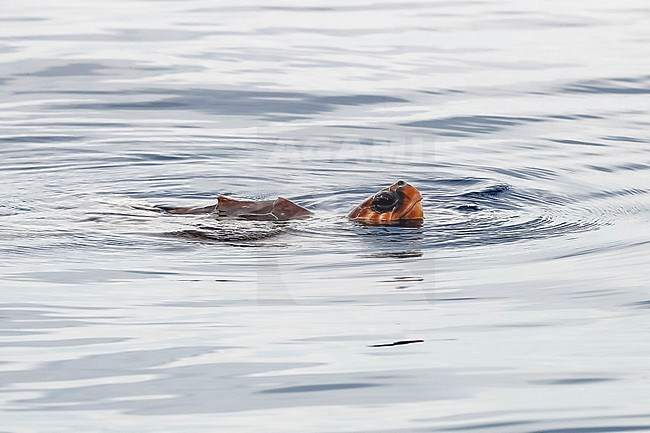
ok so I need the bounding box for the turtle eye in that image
[370,190,400,213]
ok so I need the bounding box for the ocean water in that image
[1,0,649,432]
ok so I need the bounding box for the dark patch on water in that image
[533,377,617,385]
[529,426,650,433]
[360,250,423,259]
[420,88,465,95]
[436,297,478,302]
[48,121,131,128]
[26,63,106,77]
[403,115,543,135]
[0,17,46,22]
[457,204,481,212]
[563,76,650,94]
[379,276,424,282]
[549,138,608,147]
[164,225,288,243]
[0,330,47,336]
[629,300,650,308]
[547,113,603,120]
[434,177,484,186]
[446,421,534,431]
[57,88,407,119]
[461,184,511,198]
[0,337,131,347]
[369,340,424,347]
[602,136,646,143]
[259,383,380,393]
[0,135,82,143]
[68,100,186,110]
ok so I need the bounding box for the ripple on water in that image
[562,75,650,94]
[1,167,643,260]
[51,88,408,120]
[0,0,649,430]
[129,176,630,253]
[402,115,544,136]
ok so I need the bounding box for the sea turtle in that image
[163,180,423,225]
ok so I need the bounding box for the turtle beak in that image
[393,182,423,220]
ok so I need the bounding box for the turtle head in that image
[348,180,423,225]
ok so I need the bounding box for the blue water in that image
[1,1,649,432]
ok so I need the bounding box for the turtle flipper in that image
[270,197,312,220]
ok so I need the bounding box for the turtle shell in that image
[166,196,312,221]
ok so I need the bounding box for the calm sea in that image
[1,1,649,432]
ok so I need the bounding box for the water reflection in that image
[0,0,649,431]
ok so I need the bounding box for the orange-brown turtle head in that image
[348,180,423,225]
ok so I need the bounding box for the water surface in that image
[1,0,649,432]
